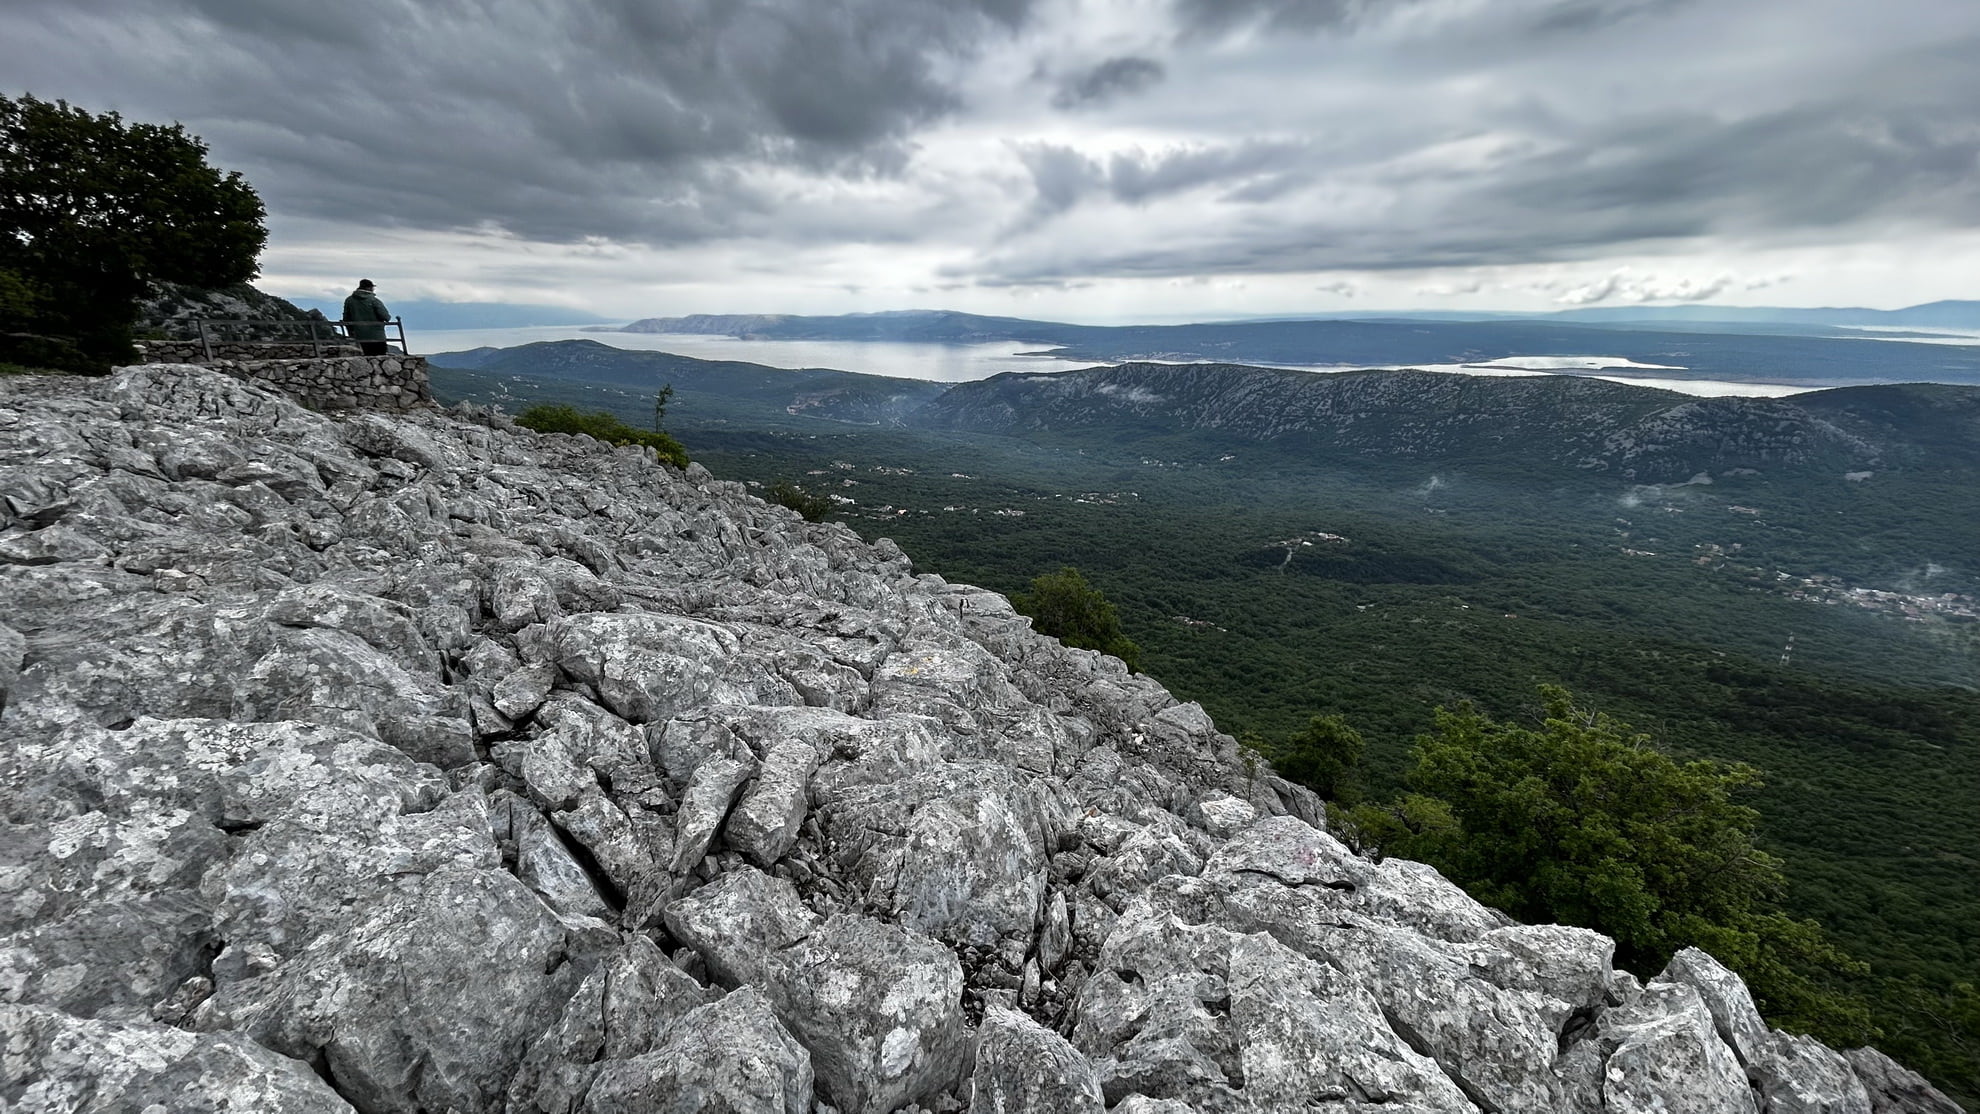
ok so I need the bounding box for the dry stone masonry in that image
[133,342,432,412]
[0,364,1963,1113]
[137,340,364,362]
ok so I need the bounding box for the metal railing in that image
[188,316,412,360]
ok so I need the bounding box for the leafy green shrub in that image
[1268,714,1366,804]
[514,403,688,467]
[1014,565,1143,671]
[767,481,834,522]
[1348,685,1868,1040]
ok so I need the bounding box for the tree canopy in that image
[1014,566,1142,671]
[1,94,266,370]
[1268,713,1366,804]
[1351,685,1867,1039]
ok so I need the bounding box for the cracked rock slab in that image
[1,1003,354,1113]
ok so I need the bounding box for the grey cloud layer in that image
[3,0,1033,245]
[4,0,1978,291]
[983,0,1980,283]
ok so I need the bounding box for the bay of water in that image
[414,324,1815,398]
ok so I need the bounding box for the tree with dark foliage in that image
[1351,685,1870,1042]
[1015,566,1142,672]
[1270,713,1366,804]
[1,94,266,371]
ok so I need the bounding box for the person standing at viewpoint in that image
[342,279,393,356]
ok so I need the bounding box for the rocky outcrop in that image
[0,364,1960,1113]
[136,280,317,333]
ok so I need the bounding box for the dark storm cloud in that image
[1482,104,1980,245]
[1051,57,1167,110]
[1174,0,1679,39]
[1106,141,1315,204]
[1,0,1035,246]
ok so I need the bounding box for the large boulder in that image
[970,1005,1105,1114]
[580,987,813,1114]
[666,868,968,1113]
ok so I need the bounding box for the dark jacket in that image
[342,289,392,342]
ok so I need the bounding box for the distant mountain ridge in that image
[613,310,1058,344]
[430,338,949,425]
[429,340,1980,486]
[617,301,1980,337]
[1545,300,1980,329]
[912,362,1980,483]
[607,309,1980,386]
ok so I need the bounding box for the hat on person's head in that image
[358,279,375,289]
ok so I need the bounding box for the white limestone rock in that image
[817,764,1051,959]
[492,660,561,718]
[665,867,823,989]
[970,1005,1105,1114]
[1596,981,1759,1114]
[1844,1046,1965,1114]
[776,913,968,1114]
[669,755,754,875]
[665,868,967,1114]
[726,737,825,866]
[1757,1032,1874,1114]
[515,806,614,920]
[1659,946,1773,1065]
[0,365,1938,1114]
[0,1003,353,1113]
[580,987,812,1114]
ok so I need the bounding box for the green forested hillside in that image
[430,358,1980,1102]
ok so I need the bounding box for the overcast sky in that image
[6,0,1979,322]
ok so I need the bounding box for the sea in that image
[414,324,1816,398]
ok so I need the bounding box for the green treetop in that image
[1,94,267,370]
[1015,566,1142,672]
[1352,685,1867,1039]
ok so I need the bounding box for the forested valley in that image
[431,357,1980,1103]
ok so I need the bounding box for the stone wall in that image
[138,339,363,362]
[181,354,433,411]
[132,339,432,410]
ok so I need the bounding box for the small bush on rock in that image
[1014,565,1143,672]
[1348,684,1870,1042]
[515,403,688,467]
[767,481,834,522]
